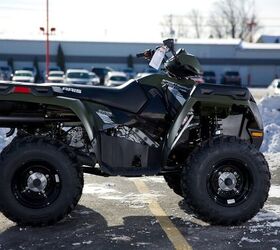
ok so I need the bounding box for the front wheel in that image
[181,136,270,225]
[0,136,84,226]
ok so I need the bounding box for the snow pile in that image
[0,128,13,152]
[258,95,280,153]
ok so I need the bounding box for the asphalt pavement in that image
[0,154,279,250]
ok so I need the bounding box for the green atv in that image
[0,39,270,226]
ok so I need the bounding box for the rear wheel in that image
[0,136,83,226]
[181,136,270,225]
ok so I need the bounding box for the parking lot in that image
[0,152,279,250]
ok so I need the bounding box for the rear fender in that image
[0,94,95,141]
[162,84,263,166]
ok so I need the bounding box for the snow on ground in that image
[269,185,280,198]
[0,129,13,152]
[83,182,163,208]
[258,95,280,153]
[264,153,280,171]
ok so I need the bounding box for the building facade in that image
[0,38,280,86]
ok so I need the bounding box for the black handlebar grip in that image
[136,53,145,58]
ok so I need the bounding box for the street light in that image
[39,0,56,81]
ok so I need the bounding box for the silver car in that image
[65,69,91,85]
[47,71,64,83]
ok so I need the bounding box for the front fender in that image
[162,84,263,166]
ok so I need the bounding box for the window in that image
[67,72,89,79]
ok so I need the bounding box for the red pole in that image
[46,0,50,80]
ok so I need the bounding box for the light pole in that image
[40,0,55,80]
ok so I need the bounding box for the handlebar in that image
[136,52,145,58]
[136,40,176,60]
[136,49,154,60]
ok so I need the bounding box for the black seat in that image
[52,80,148,113]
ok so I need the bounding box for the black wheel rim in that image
[207,159,252,207]
[11,161,62,209]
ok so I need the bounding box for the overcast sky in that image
[0,0,279,42]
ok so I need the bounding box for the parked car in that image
[0,66,12,80]
[43,67,62,82]
[221,71,241,85]
[89,72,100,85]
[65,69,91,85]
[123,68,136,79]
[12,70,35,83]
[22,67,36,74]
[203,71,216,84]
[268,79,280,95]
[23,67,37,77]
[92,67,113,84]
[104,71,128,86]
[47,71,64,83]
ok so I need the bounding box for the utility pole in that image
[40,0,55,80]
[46,0,49,78]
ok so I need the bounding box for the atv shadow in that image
[0,205,178,249]
[1,203,280,250]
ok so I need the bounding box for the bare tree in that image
[209,0,260,40]
[161,11,205,39]
[176,16,189,38]
[160,15,176,39]
[160,15,188,39]
[208,14,225,38]
[188,9,204,38]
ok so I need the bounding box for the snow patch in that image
[265,205,280,216]
[129,176,165,184]
[82,241,93,245]
[269,185,280,198]
[258,96,280,153]
[251,211,278,223]
[0,128,14,152]
[264,153,280,171]
[83,183,121,195]
[111,235,132,242]
[83,183,163,208]
[268,221,280,228]
[141,176,165,183]
[240,237,261,243]
[72,242,81,246]
[72,241,93,246]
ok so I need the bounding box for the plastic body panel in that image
[0,81,264,176]
[162,83,264,166]
[0,93,95,142]
[52,80,148,114]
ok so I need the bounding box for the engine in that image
[108,126,159,148]
[66,127,86,148]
